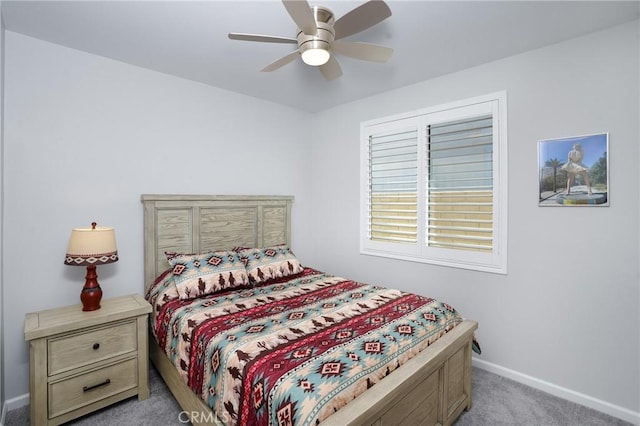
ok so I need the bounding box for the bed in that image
[141,194,478,426]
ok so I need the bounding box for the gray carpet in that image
[5,366,631,426]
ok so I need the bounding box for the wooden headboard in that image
[141,194,294,292]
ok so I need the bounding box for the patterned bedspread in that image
[146,267,466,426]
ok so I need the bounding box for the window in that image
[360,92,507,274]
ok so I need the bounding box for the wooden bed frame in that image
[141,194,478,426]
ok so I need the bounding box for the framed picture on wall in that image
[538,132,609,206]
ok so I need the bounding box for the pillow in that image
[239,245,303,284]
[166,251,249,300]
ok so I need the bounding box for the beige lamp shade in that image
[64,223,119,266]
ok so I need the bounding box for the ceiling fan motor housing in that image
[297,6,335,57]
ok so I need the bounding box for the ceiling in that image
[2,1,638,112]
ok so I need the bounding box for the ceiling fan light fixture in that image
[228,1,393,79]
[301,48,330,66]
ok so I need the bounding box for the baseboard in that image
[3,393,29,414]
[472,357,640,426]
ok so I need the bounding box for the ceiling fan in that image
[228,0,393,80]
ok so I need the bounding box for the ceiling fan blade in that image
[333,41,393,62]
[334,0,392,40]
[228,33,297,44]
[282,0,317,35]
[261,50,300,72]
[319,56,342,80]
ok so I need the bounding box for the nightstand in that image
[24,294,152,425]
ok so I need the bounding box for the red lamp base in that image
[81,265,102,311]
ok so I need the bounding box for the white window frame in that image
[360,91,508,274]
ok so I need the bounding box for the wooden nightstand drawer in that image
[48,320,137,375]
[48,357,138,418]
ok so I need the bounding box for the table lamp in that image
[64,222,118,311]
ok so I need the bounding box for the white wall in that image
[309,21,639,421]
[2,31,313,399]
[0,1,5,421]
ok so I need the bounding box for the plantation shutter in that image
[361,92,506,274]
[427,114,493,252]
[368,130,418,243]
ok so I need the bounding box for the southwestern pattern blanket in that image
[146,267,468,426]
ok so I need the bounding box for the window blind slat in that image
[429,218,493,224]
[428,225,493,233]
[428,241,493,251]
[428,232,493,242]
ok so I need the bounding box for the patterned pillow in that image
[239,246,304,284]
[166,251,249,300]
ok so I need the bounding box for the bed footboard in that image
[149,319,477,426]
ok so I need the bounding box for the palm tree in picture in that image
[545,158,562,192]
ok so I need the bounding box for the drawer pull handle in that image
[93,343,100,350]
[83,379,111,393]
